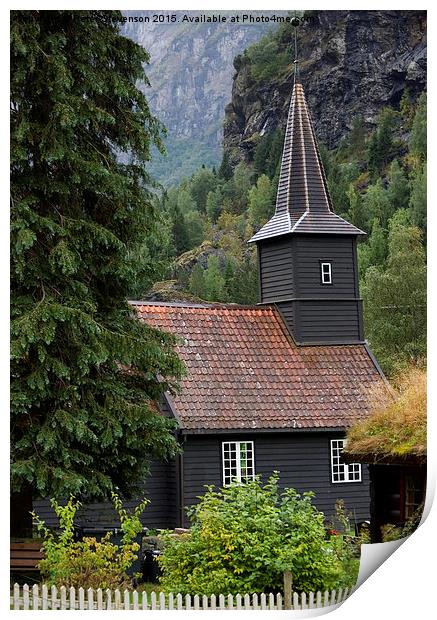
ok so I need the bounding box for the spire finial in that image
[291,15,301,84]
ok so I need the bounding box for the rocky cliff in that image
[224,10,427,164]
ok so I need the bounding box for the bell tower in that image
[249,75,365,345]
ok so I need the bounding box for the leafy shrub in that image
[158,474,358,595]
[381,501,425,542]
[32,493,148,589]
[381,523,403,542]
[325,500,364,588]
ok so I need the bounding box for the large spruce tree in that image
[11,10,184,532]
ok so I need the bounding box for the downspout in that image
[177,433,187,528]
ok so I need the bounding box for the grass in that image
[136,582,163,595]
[346,366,426,460]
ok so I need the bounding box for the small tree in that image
[409,92,427,161]
[206,188,223,223]
[248,174,273,229]
[362,211,426,374]
[190,168,217,213]
[358,218,387,280]
[32,494,148,589]
[189,264,206,299]
[203,255,226,302]
[409,163,427,234]
[387,160,410,212]
[158,474,356,596]
[347,184,367,232]
[362,180,393,228]
[349,115,366,156]
[368,107,398,181]
[218,150,233,181]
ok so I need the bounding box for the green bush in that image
[32,494,148,589]
[158,474,358,595]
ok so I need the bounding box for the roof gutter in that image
[178,426,349,436]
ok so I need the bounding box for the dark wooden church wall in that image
[258,237,294,302]
[258,235,363,343]
[293,235,357,297]
[33,458,178,531]
[296,300,362,342]
[181,433,370,527]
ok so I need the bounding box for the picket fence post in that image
[176,593,183,610]
[123,588,130,610]
[168,592,175,610]
[283,570,293,610]
[97,588,103,610]
[159,592,167,610]
[69,586,75,610]
[141,590,148,610]
[78,587,85,610]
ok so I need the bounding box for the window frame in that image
[320,261,333,285]
[222,440,255,486]
[330,439,362,484]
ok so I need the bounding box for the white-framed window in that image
[320,262,332,284]
[330,439,362,483]
[222,441,255,486]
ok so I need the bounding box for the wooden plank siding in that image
[295,300,362,343]
[33,432,370,530]
[180,432,370,527]
[293,236,357,298]
[259,237,294,302]
[33,458,178,530]
[258,234,364,343]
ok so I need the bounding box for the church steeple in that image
[249,80,365,243]
[249,39,366,345]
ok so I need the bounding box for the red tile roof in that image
[133,301,386,432]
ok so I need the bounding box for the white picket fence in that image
[11,583,354,610]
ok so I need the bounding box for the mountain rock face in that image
[224,10,427,164]
[122,11,276,184]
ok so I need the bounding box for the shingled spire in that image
[250,39,366,345]
[249,81,365,243]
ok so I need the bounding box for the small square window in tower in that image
[321,262,332,285]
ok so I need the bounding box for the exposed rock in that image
[175,241,228,276]
[224,10,427,165]
[144,280,203,303]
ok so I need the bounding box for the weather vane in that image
[291,14,301,83]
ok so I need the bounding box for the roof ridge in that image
[129,300,276,311]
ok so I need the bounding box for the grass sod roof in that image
[345,368,426,464]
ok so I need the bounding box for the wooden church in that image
[34,79,388,532]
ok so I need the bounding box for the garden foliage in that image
[158,474,359,595]
[32,494,147,589]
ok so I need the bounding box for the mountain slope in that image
[122,11,278,185]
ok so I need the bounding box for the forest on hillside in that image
[130,23,427,378]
